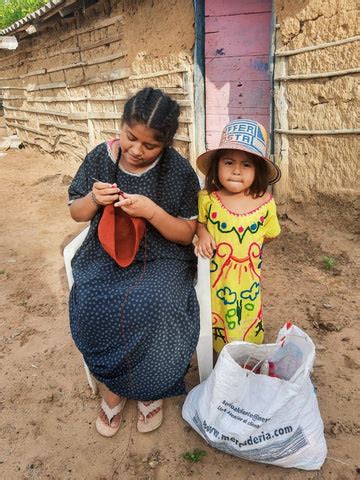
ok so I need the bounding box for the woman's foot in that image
[96,396,127,437]
[137,399,163,433]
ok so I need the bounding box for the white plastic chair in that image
[63,226,213,393]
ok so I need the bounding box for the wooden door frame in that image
[193,0,276,165]
[193,0,206,164]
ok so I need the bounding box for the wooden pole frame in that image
[193,0,206,166]
[275,35,360,57]
[273,25,289,207]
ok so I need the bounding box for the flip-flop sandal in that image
[95,397,127,437]
[137,399,163,433]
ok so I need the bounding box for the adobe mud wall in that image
[0,0,195,163]
[274,0,359,203]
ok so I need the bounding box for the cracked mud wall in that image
[274,0,359,202]
[0,0,195,163]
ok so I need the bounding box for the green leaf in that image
[0,0,48,30]
[182,449,207,462]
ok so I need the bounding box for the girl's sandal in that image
[95,397,127,437]
[137,399,163,433]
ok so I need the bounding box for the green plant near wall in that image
[0,0,48,30]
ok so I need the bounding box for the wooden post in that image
[268,2,276,164]
[273,25,289,207]
[193,0,206,164]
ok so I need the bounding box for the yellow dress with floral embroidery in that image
[198,190,281,353]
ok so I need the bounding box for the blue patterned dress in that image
[68,142,200,400]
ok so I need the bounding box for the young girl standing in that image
[195,119,281,353]
[68,88,200,437]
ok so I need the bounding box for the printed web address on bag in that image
[193,412,308,463]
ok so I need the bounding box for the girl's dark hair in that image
[205,150,270,198]
[122,87,180,146]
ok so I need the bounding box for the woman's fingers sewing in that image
[92,181,121,206]
[114,192,156,220]
[114,195,133,207]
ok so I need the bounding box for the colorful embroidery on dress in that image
[198,191,280,353]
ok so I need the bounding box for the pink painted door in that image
[205,0,272,148]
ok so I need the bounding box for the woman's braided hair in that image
[118,87,181,204]
[122,87,180,146]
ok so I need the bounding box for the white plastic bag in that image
[182,323,327,470]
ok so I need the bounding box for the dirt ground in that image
[0,146,359,480]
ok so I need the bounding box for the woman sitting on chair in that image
[68,87,200,437]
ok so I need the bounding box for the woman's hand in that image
[70,181,121,222]
[194,223,217,258]
[115,193,196,245]
[114,192,157,221]
[92,181,121,206]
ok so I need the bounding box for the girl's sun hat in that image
[196,119,281,184]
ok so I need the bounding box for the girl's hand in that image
[194,232,217,258]
[114,192,157,221]
[92,181,121,206]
